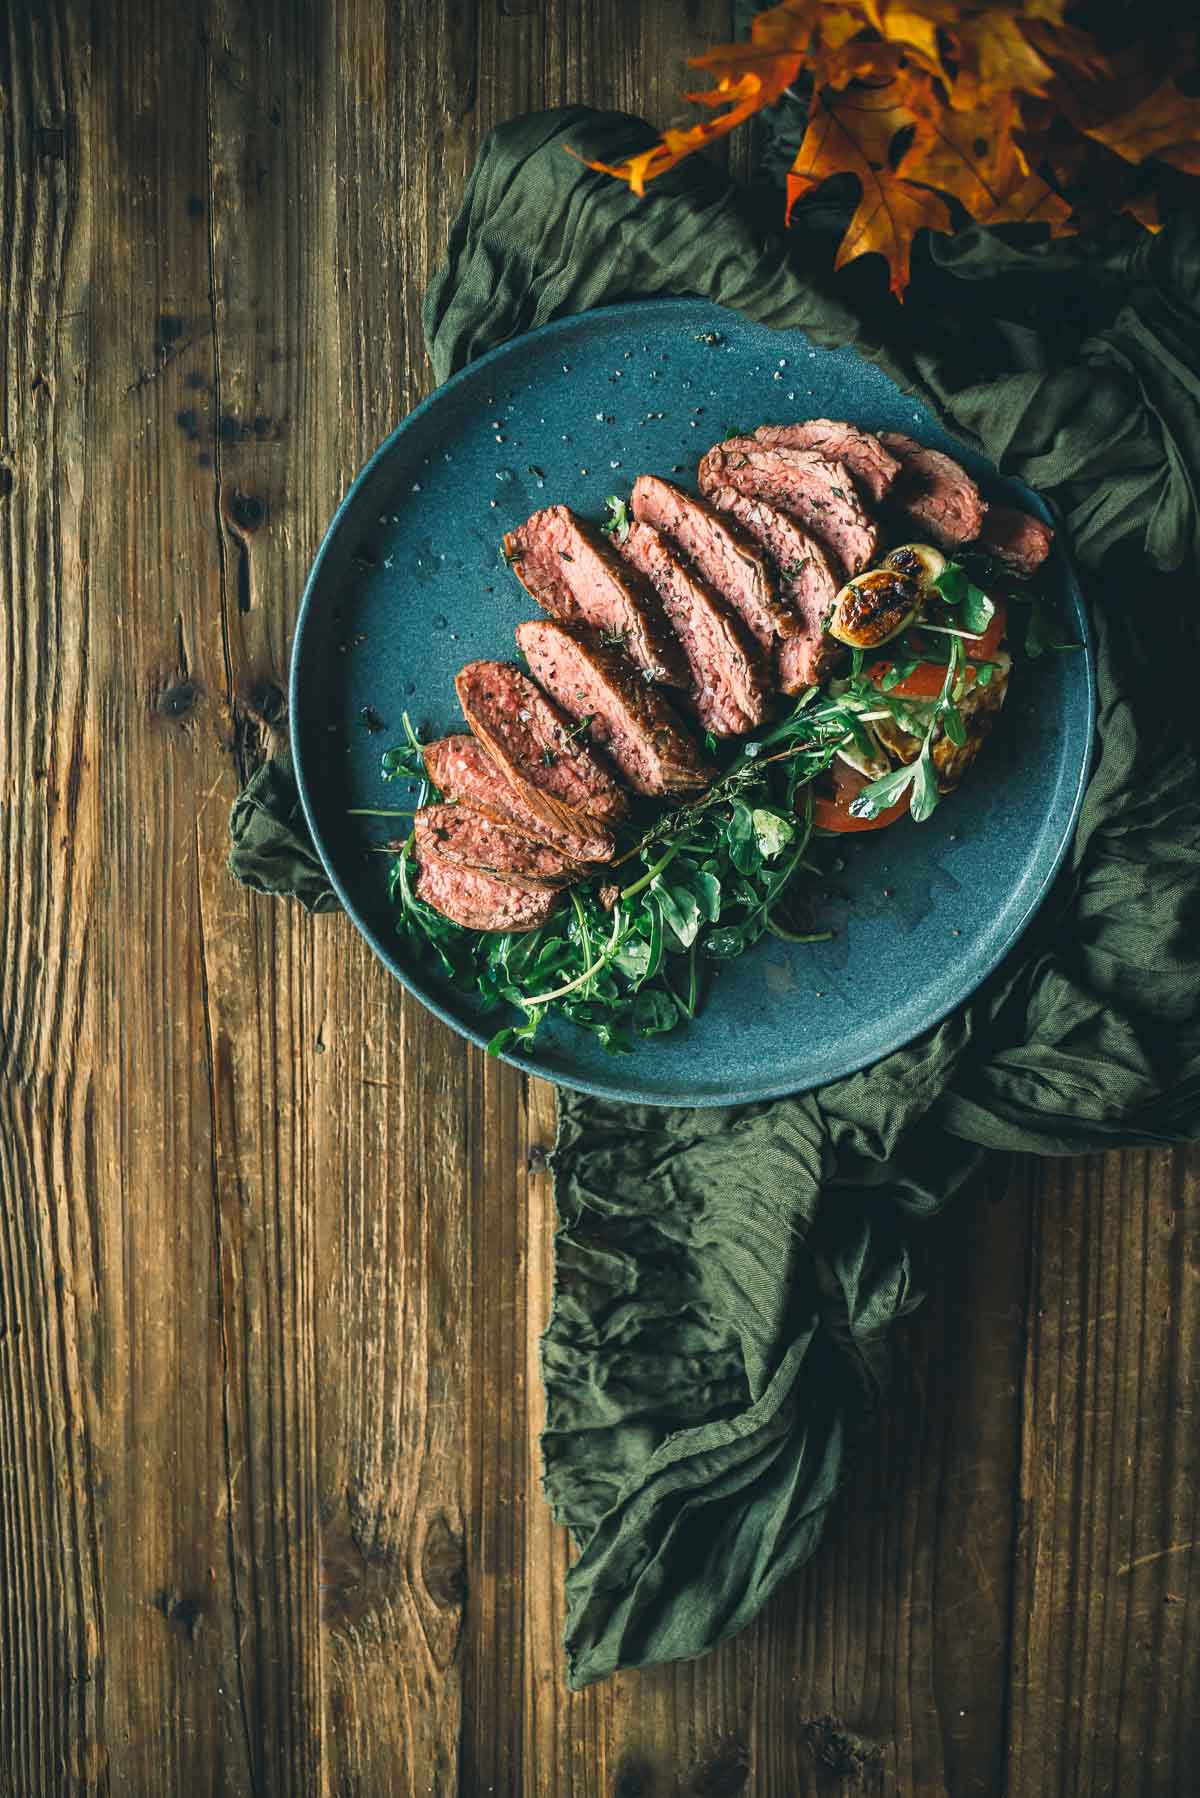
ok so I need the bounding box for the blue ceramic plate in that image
[290,299,1095,1107]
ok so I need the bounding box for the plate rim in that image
[290,297,1097,1108]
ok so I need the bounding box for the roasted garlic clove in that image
[826,567,922,649]
[883,542,948,588]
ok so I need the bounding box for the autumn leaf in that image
[863,1,955,78]
[582,1,1197,296]
[897,92,1074,230]
[578,77,769,196]
[1083,78,1200,178]
[947,10,1057,110]
[788,84,953,296]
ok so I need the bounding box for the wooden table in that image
[3,3,1197,1792]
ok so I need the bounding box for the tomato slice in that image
[868,659,946,699]
[812,792,911,832]
[807,756,910,833]
[972,595,1007,661]
[869,598,1008,696]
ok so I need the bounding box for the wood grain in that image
[0,2,1197,1794]
[1007,1148,1200,1798]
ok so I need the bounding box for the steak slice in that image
[503,504,687,686]
[977,504,1054,575]
[753,420,900,505]
[629,474,798,652]
[515,618,714,797]
[412,804,578,886]
[878,431,987,547]
[705,488,843,694]
[698,440,880,577]
[616,520,770,736]
[414,846,563,933]
[423,736,614,864]
[455,659,628,832]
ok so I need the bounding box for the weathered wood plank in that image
[192,1,341,1790]
[1006,1147,1200,1797]
[0,6,105,1790]
[314,4,484,1792]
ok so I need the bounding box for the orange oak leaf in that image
[578,72,772,195]
[787,84,953,297]
[1083,78,1200,175]
[863,0,956,78]
[948,10,1057,110]
[897,92,1074,230]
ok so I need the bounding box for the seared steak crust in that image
[515,618,713,797]
[753,420,900,505]
[978,504,1054,574]
[629,474,797,651]
[455,659,628,831]
[705,488,843,694]
[698,440,880,577]
[422,735,614,864]
[616,520,770,735]
[412,804,577,886]
[878,432,987,547]
[503,504,687,685]
[414,847,563,933]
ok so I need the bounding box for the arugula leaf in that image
[960,581,995,636]
[674,865,722,922]
[1025,598,1055,658]
[751,808,795,860]
[632,989,680,1036]
[935,561,995,635]
[652,878,703,950]
[942,702,968,748]
[727,800,761,875]
[880,647,922,691]
[847,761,915,821]
[830,706,877,764]
[909,746,940,822]
[602,495,631,543]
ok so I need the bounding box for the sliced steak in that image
[455,660,628,836]
[515,618,714,797]
[412,804,578,886]
[503,504,687,686]
[698,440,879,577]
[423,736,615,864]
[615,520,770,736]
[629,474,798,653]
[414,847,562,933]
[706,488,843,694]
[977,504,1054,575]
[878,432,987,548]
[753,420,900,505]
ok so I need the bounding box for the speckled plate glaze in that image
[290,298,1095,1107]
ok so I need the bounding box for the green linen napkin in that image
[229,105,1200,1690]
